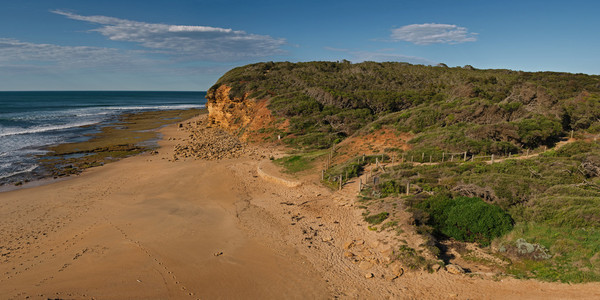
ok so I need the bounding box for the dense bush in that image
[515,116,563,147]
[378,180,406,197]
[418,196,513,246]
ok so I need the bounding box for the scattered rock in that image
[510,238,552,260]
[343,241,354,249]
[214,251,223,256]
[446,264,465,275]
[344,251,355,258]
[365,273,374,279]
[172,119,247,160]
[389,262,404,277]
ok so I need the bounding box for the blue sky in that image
[1,0,599,91]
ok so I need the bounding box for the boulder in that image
[389,262,404,277]
[445,264,465,275]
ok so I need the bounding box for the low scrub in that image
[418,196,513,246]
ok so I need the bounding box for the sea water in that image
[0,91,206,185]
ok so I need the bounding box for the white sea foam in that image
[105,104,205,110]
[0,164,39,179]
[0,121,100,137]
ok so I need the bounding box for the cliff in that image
[206,84,285,142]
[206,85,255,131]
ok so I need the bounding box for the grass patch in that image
[504,223,600,283]
[275,155,313,173]
[275,149,329,174]
[364,212,389,225]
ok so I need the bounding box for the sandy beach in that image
[2,116,600,299]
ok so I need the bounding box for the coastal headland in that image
[2,113,600,299]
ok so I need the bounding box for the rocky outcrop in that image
[206,85,280,142]
[206,85,256,132]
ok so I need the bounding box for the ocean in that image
[0,91,206,185]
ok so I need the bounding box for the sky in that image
[0,0,599,91]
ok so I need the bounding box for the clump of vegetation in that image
[396,245,436,271]
[364,212,389,225]
[275,155,312,173]
[417,196,513,246]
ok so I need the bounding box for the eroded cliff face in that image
[206,85,280,141]
[206,85,255,130]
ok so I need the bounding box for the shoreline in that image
[2,114,600,299]
[0,108,204,190]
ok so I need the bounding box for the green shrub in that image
[418,196,513,246]
[364,212,390,225]
[378,180,405,197]
[553,141,600,157]
[516,116,563,147]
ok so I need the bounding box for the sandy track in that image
[2,117,600,299]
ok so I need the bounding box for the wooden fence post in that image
[339,175,342,190]
[429,155,432,163]
[422,152,425,162]
[406,182,410,195]
[464,152,467,161]
[491,154,494,164]
[359,179,362,192]
[321,169,324,180]
[442,152,445,163]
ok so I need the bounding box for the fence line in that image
[321,145,549,191]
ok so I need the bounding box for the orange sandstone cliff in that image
[206,84,282,141]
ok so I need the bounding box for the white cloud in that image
[391,23,477,45]
[0,38,150,72]
[52,10,286,61]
